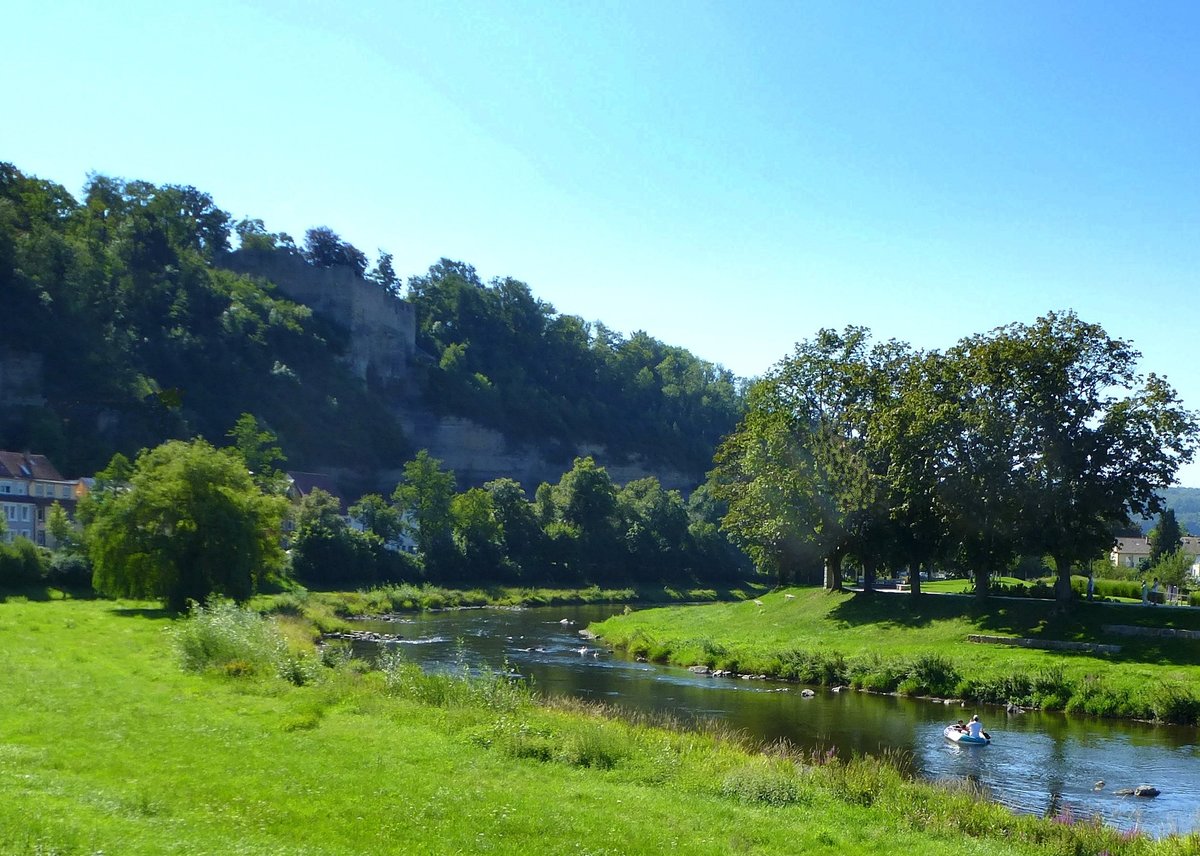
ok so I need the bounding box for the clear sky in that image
[6,1,1199,485]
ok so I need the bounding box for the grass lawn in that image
[591,587,1200,722]
[4,594,1191,855]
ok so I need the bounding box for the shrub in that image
[776,649,848,685]
[721,760,806,806]
[847,654,906,693]
[171,598,287,675]
[0,537,49,587]
[1143,682,1200,725]
[1064,675,1136,719]
[378,651,531,711]
[899,654,960,697]
[46,551,92,589]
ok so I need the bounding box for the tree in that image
[710,329,895,590]
[46,502,75,550]
[84,440,287,610]
[952,313,1198,603]
[451,487,503,574]
[291,488,373,584]
[391,451,457,575]
[303,226,367,276]
[226,413,287,493]
[349,493,403,545]
[1149,509,1183,565]
[367,250,400,294]
[485,478,544,577]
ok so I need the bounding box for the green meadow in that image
[591,588,1200,723]
[5,595,1197,854]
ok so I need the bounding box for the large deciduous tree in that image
[83,440,287,610]
[391,450,457,576]
[952,312,1198,603]
[710,328,896,590]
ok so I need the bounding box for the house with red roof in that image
[0,451,84,546]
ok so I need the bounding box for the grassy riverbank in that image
[4,597,1195,854]
[591,588,1200,724]
[249,582,766,635]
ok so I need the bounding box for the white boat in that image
[944,725,990,745]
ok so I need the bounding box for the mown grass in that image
[3,598,1196,854]
[592,587,1200,724]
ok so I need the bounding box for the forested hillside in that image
[0,165,408,475]
[406,259,743,469]
[1163,487,1200,534]
[0,163,743,481]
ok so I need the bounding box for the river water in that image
[353,603,1200,838]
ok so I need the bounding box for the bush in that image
[379,651,531,712]
[1064,675,1132,719]
[1143,682,1200,725]
[0,537,49,587]
[899,654,961,697]
[46,551,92,589]
[721,760,806,806]
[848,655,905,693]
[171,598,287,676]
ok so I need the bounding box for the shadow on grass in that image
[0,584,99,603]
[110,606,175,620]
[830,591,1200,667]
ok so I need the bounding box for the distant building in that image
[0,451,84,546]
[1110,536,1200,569]
[285,471,348,513]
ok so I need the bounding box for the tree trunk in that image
[908,563,922,597]
[1054,554,1074,605]
[862,557,876,593]
[974,566,989,600]
[824,552,844,591]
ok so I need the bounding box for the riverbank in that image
[590,588,1200,724]
[249,582,767,634]
[4,597,1194,854]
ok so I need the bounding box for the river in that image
[351,603,1200,838]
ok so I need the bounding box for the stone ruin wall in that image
[221,250,415,386]
[220,250,702,495]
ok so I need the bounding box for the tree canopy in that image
[82,439,288,610]
[712,315,1199,601]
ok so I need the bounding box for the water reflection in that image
[355,604,1200,838]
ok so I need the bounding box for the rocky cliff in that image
[220,252,704,493]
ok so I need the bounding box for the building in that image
[0,451,83,546]
[1110,536,1200,569]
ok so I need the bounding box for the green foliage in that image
[710,314,1200,601]
[226,412,287,492]
[407,260,743,472]
[898,653,960,697]
[1144,548,1194,589]
[380,451,748,588]
[0,164,410,474]
[1143,682,1200,725]
[0,537,50,587]
[379,650,531,712]
[171,598,287,676]
[289,487,377,586]
[84,439,288,610]
[720,759,807,806]
[46,551,92,589]
[1149,508,1183,564]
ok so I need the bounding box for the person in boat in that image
[953,719,967,732]
[967,714,986,740]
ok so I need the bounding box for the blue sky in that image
[6,1,1199,486]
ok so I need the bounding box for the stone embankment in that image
[1101,624,1200,640]
[967,635,1121,654]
